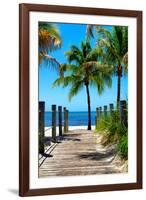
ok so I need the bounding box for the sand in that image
[44,126,95,137]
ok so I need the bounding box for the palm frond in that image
[40,53,60,70]
[90,73,105,95]
[97,26,128,67]
[81,61,99,70]
[53,74,82,88]
[39,22,62,54]
[53,39,114,100]
[81,41,92,58]
[68,81,84,101]
[65,50,82,65]
[122,52,128,68]
[122,52,128,76]
[52,76,65,88]
[86,46,103,61]
[98,38,120,64]
[86,25,94,39]
[70,45,82,56]
[96,27,113,42]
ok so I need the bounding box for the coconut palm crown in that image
[39,22,62,69]
[53,40,113,130]
[86,25,128,104]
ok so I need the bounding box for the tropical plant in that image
[53,40,113,130]
[86,25,128,104]
[96,108,128,159]
[39,22,62,69]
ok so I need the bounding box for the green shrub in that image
[96,115,111,132]
[117,135,128,159]
[117,122,127,136]
[95,107,128,160]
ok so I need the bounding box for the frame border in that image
[19,3,143,196]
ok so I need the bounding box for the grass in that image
[96,109,128,160]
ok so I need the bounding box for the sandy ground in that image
[44,126,95,137]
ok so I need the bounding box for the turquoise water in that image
[45,111,96,127]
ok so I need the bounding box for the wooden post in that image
[96,107,99,127]
[99,106,102,117]
[39,101,45,154]
[66,110,69,132]
[96,107,99,119]
[52,105,56,142]
[104,105,107,117]
[120,100,127,127]
[109,103,114,113]
[64,107,67,133]
[58,106,62,136]
[95,116,97,129]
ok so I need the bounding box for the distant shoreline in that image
[44,111,96,127]
[44,126,95,137]
[44,111,97,113]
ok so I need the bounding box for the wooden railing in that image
[39,102,69,154]
[95,100,127,128]
[39,100,127,154]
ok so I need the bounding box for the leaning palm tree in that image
[39,22,62,69]
[53,41,113,130]
[86,25,128,104]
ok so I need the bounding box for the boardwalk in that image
[39,129,122,177]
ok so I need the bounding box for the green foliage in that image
[39,22,62,53]
[117,135,128,159]
[86,25,128,104]
[39,22,62,69]
[96,109,128,160]
[53,40,113,101]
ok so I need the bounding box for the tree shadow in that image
[63,133,82,137]
[44,136,51,145]
[78,148,116,161]
[44,136,63,146]
[62,133,81,142]
[62,137,81,142]
[41,153,53,158]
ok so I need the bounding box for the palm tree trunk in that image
[85,84,91,130]
[117,65,122,107]
[117,74,121,106]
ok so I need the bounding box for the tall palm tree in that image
[39,22,62,69]
[86,25,128,105]
[53,41,112,130]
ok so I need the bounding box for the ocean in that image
[45,111,96,127]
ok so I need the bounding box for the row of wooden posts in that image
[52,105,69,139]
[95,100,127,128]
[39,100,127,154]
[39,102,69,154]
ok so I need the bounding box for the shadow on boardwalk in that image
[39,129,125,177]
[79,149,116,161]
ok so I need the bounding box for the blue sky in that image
[39,23,128,111]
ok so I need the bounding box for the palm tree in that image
[86,25,128,105]
[39,22,62,69]
[53,41,112,130]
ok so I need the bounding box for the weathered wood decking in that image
[39,129,122,177]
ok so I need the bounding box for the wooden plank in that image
[39,129,121,177]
